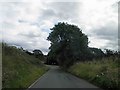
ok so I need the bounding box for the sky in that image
[0,0,119,55]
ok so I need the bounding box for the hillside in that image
[68,57,119,89]
[2,43,48,88]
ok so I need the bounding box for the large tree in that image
[47,22,89,68]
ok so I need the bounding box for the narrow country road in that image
[30,65,100,88]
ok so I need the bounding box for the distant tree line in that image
[46,22,119,68]
[13,46,45,61]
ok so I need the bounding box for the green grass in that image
[2,43,49,88]
[68,57,119,89]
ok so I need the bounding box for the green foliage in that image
[89,47,105,59]
[33,49,45,61]
[2,43,48,88]
[47,22,89,68]
[68,57,119,89]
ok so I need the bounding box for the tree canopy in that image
[33,49,44,59]
[47,22,90,68]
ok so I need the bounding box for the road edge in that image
[28,69,49,88]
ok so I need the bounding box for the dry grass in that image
[68,57,119,89]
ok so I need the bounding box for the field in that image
[68,57,119,89]
[2,43,48,88]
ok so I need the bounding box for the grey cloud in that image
[92,22,118,41]
[1,1,118,54]
[5,36,49,55]
[112,1,118,12]
[2,21,16,29]
[18,20,28,23]
[103,40,118,51]
[18,32,41,38]
[51,2,81,20]
[30,23,40,27]
[40,9,57,19]
[118,2,120,40]
[38,2,81,21]
[18,20,40,27]
[118,24,120,39]
[4,38,30,49]
[0,2,24,19]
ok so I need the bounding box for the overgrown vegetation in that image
[2,43,48,88]
[68,56,119,89]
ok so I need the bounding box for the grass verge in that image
[68,57,119,89]
[2,43,49,88]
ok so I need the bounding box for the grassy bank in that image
[68,57,119,89]
[2,43,48,88]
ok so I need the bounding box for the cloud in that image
[0,0,118,55]
[48,2,81,20]
[88,21,118,50]
[92,22,118,40]
[0,2,51,54]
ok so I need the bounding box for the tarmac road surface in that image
[30,65,100,88]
